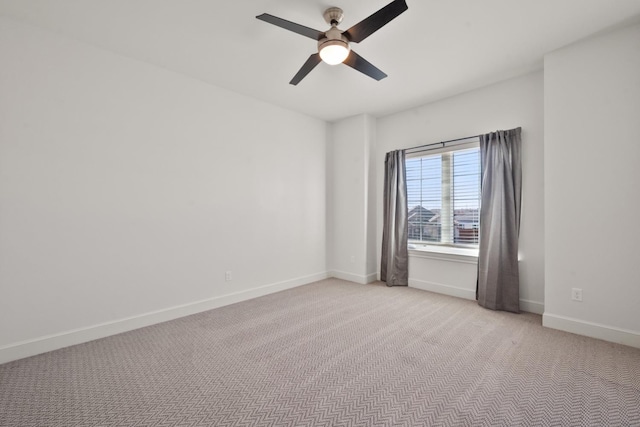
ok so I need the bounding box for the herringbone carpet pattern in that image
[1,279,639,426]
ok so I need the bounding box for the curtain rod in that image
[404,134,481,154]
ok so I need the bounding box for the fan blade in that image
[343,0,408,43]
[290,53,322,85]
[343,50,387,81]
[256,14,324,40]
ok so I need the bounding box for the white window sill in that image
[408,244,478,264]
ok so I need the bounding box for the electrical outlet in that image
[225,271,232,282]
[571,288,583,302]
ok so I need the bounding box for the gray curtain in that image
[477,128,522,313]
[381,150,408,286]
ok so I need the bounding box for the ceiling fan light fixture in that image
[319,42,350,65]
[318,39,350,65]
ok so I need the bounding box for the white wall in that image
[327,114,377,284]
[0,17,328,363]
[376,71,545,313]
[543,23,640,347]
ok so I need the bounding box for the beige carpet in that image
[1,278,639,426]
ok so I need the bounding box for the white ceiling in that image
[2,0,640,121]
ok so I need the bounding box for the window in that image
[406,144,481,249]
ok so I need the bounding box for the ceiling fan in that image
[256,0,408,85]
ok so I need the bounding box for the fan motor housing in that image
[318,26,350,52]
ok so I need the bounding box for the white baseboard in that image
[519,299,545,315]
[409,279,544,314]
[409,278,476,300]
[330,270,377,285]
[0,271,330,365]
[365,272,378,284]
[543,312,640,349]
